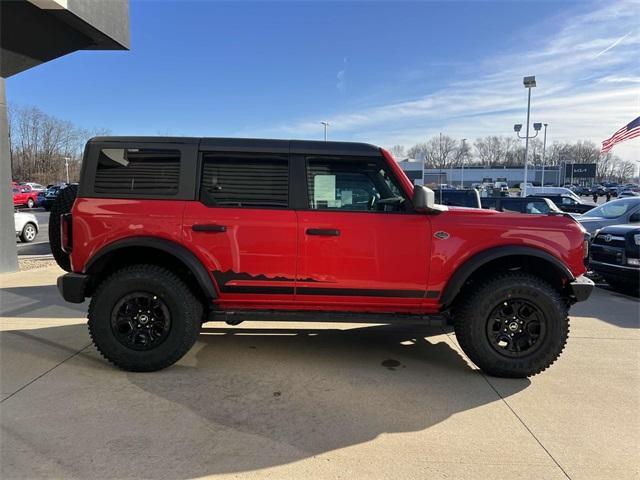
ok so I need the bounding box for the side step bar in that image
[207,310,449,327]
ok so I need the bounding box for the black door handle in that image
[306,228,340,236]
[192,224,226,232]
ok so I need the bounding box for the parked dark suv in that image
[527,194,595,214]
[53,137,593,377]
[481,196,562,214]
[590,225,640,294]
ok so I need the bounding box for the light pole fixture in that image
[320,121,329,141]
[541,123,548,186]
[64,156,71,184]
[461,138,467,189]
[514,75,538,197]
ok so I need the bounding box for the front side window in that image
[95,148,181,195]
[200,153,289,208]
[306,157,407,212]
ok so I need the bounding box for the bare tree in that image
[388,144,405,160]
[425,134,458,169]
[8,104,108,184]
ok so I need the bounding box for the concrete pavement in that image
[1,265,638,479]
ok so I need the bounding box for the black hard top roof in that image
[88,136,381,156]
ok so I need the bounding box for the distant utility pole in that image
[541,123,548,186]
[320,121,329,141]
[461,138,467,188]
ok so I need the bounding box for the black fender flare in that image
[440,245,575,307]
[85,236,217,299]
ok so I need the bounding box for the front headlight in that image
[583,233,591,258]
[634,234,640,246]
[628,258,640,266]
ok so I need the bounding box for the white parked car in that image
[14,211,39,243]
[25,182,46,193]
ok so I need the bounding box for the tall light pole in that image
[514,75,540,197]
[64,156,71,184]
[320,121,329,141]
[541,123,548,186]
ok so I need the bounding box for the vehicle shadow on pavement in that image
[118,324,531,477]
[0,285,87,319]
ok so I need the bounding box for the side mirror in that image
[412,185,446,213]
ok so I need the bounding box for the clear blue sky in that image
[7,1,639,160]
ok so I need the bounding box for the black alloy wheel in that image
[486,299,546,357]
[110,292,172,351]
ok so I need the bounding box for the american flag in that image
[601,116,640,153]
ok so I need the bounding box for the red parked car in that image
[12,184,36,208]
[53,137,593,377]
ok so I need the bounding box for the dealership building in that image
[397,159,597,188]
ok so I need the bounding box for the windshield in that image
[584,198,639,219]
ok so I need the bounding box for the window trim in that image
[197,151,292,210]
[79,141,198,200]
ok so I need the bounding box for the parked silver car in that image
[14,211,39,243]
[577,197,640,235]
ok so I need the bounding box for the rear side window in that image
[95,148,181,195]
[525,201,552,214]
[200,153,289,208]
[499,199,524,213]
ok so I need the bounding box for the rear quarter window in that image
[94,148,181,195]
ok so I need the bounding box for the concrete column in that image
[0,77,18,273]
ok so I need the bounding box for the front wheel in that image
[26,198,35,208]
[88,264,203,372]
[453,272,569,378]
[20,223,37,243]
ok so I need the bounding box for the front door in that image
[184,147,298,307]
[295,153,431,312]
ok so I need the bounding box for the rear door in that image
[294,151,431,311]
[184,140,298,307]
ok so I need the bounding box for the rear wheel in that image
[20,223,37,243]
[49,185,77,272]
[88,264,203,372]
[453,272,569,378]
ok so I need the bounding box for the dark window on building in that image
[306,157,406,212]
[95,148,181,195]
[200,153,289,208]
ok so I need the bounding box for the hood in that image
[595,224,640,235]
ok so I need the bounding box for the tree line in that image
[388,134,636,183]
[8,105,636,185]
[8,105,108,185]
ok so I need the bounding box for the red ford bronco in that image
[54,137,593,377]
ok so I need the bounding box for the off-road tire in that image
[49,185,77,272]
[20,223,37,243]
[453,272,569,378]
[88,264,203,372]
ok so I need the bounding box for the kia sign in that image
[565,163,596,179]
